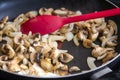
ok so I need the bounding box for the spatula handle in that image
[63,8,120,24]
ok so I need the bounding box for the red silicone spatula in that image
[21,8,120,35]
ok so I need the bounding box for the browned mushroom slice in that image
[88,30,99,41]
[108,20,118,35]
[77,30,88,41]
[14,14,28,25]
[39,8,53,15]
[69,66,80,73]
[0,16,8,29]
[58,53,73,63]
[25,11,38,18]
[73,34,79,46]
[0,31,3,41]
[29,46,36,63]
[55,65,68,76]
[101,35,117,47]
[96,22,106,32]
[1,44,16,59]
[32,33,41,41]
[40,58,53,72]
[92,46,105,57]
[83,39,93,48]
[106,37,118,47]
[53,9,68,16]
[7,57,23,72]
[102,52,115,63]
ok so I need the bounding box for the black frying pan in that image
[0,0,120,80]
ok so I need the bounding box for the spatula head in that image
[21,15,63,35]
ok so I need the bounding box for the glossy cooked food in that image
[0,8,118,77]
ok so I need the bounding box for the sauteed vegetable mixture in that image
[0,8,118,76]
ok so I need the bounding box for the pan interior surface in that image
[0,0,120,78]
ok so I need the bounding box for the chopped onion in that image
[65,32,74,41]
[87,57,97,69]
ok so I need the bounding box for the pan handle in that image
[91,67,112,80]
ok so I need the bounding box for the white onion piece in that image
[42,34,49,42]
[76,10,82,15]
[49,35,65,41]
[87,57,97,69]
[65,32,74,41]
[57,49,68,54]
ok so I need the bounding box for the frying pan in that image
[0,0,120,80]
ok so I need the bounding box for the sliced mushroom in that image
[23,39,31,48]
[69,66,80,73]
[7,57,23,72]
[14,14,28,25]
[73,34,79,46]
[20,64,28,70]
[9,32,22,38]
[29,46,36,63]
[94,18,105,25]
[83,39,93,48]
[32,41,40,47]
[58,53,73,63]
[77,30,88,41]
[8,63,21,72]
[15,45,27,54]
[102,52,115,63]
[40,42,51,54]
[96,22,106,32]
[28,65,38,75]
[53,9,68,16]
[14,34,24,45]
[32,33,41,41]
[3,36,13,47]
[97,53,107,60]
[25,10,38,18]
[59,24,69,33]
[106,25,114,38]
[39,8,53,15]
[55,65,68,76]
[40,58,53,72]
[92,46,105,57]
[101,35,117,47]
[0,16,8,29]
[1,44,16,59]
[88,29,99,41]
[0,31,3,41]
[108,20,117,35]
